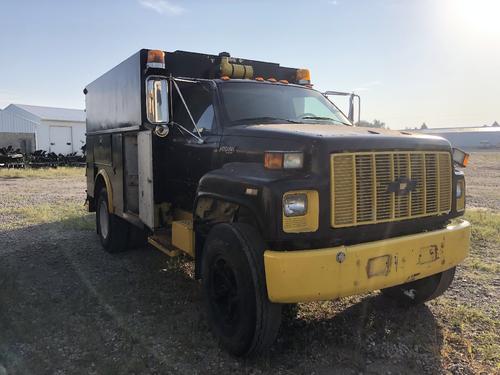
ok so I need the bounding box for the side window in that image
[172,82,215,133]
[197,105,215,132]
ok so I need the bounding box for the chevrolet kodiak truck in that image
[84,49,471,356]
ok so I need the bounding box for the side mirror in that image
[146,77,169,124]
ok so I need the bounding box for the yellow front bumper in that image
[264,220,470,303]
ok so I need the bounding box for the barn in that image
[0,104,86,154]
[417,126,500,151]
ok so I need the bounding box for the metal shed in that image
[0,104,86,154]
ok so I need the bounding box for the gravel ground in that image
[0,155,498,375]
[464,151,500,211]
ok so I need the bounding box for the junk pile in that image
[0,146,24,168]
[0,146,86,168]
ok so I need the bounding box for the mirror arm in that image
[171,78,204,144]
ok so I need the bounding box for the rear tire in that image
[381,267,456,306]
[96,188,129,253]
[201,223,282,357]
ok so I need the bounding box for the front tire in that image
[201,223,282,357]
[381,267,456,306]
[96,188,129,253]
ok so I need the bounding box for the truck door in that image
[163,81,221,208]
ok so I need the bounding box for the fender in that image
[194,162,306,237]
[95,169,114,213]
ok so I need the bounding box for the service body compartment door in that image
[138,131,155,229]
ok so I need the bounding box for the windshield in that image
[219,82,351,126]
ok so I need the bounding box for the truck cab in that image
[84,49,470,357]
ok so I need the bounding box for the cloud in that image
[138,0,185,15]
[328,0,339,5]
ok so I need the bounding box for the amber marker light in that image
[147,50,165,69]
[296,69,311,85]
[255,77,265,81]
[264,152,284,169]
[452,147,470,167]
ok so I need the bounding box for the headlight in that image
[283,193,308,217]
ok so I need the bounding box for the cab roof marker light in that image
[147,50,165,69]
[279,80,289,84]
[296,69,311,85]
[221,75,231,80]
[267,78,277,82]
[255,77,265,81]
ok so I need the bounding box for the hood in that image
[224,123,451,151]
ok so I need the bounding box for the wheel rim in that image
[99,200,109,239]
[209,256,240,329]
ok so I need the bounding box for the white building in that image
[418,126,500,151]
[0,104,86,154]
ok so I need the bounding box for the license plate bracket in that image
[417,244,440,264]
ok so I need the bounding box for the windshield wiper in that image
[300,116,351,126]
[232,116,301,125]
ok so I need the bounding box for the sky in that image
[0,0,499,129]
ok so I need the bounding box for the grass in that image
[440,302,500,367]
[0,166,84,179]
[0,202,94,231]
[467,258,500,273]
[461,209,500,276]
[464,209,500,244]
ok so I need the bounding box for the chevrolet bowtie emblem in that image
[387,177,417,195]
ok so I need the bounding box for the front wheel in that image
[201,223,282,357]
[381,267,456,306]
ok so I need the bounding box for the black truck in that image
[84,49,471,356]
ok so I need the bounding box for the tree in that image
[492,121,499,127]
[356,119,386,129]
[420,122,428,130]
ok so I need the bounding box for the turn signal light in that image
[452,148,470,167]
[264,152,283,169]
[264,152,304,169]
[147,50,165,69]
